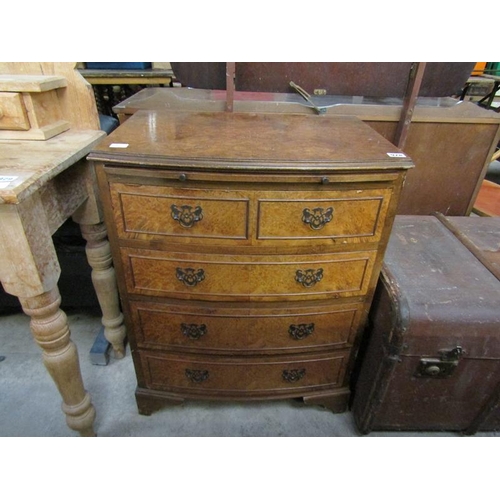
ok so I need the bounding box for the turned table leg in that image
[19,288,96,436]
[79,222,126,358]
[0,195,98,436]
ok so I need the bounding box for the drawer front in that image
[108,181,393,247]
[140,350,349,396]
[121,248,376,301]
[130,300,364,353]
[109,182,249,241]
[257,188,392,243]
[0,92,30,130]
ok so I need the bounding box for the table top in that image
[79,68,174,79]
[79,68,174,85]
[481,74,500,83]
[89,110,414,172]
[0,129,105,204]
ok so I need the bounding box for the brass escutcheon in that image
[171,204,203,228]
[295,268,323,288]
[302,207,334,230]
[176,268,205,287]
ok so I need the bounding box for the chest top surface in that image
[88,110,413,172]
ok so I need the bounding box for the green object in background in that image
[486,62,500,75]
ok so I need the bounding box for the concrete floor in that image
[1,306,498,438]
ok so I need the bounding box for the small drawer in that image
[109,182,250,242]
[0,92,30,130]
[140,350,349,397]
[121,248,377,301]
[129,300,364,353]
[257,187,392,244]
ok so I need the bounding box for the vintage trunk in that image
[352,215,500,434]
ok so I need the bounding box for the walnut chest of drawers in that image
[89,110,413,415]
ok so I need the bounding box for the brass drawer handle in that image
[295,268,323,288]
[171,204,203,228]
[176,267,205,287]
[181,323,207,340]
[302,207,334,230]
[289,323,315,340]
[282,368,306,383]
[185,369,209,383]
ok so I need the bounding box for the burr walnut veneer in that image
[89,110,413,414]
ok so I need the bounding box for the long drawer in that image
[129,299,364,353]
[140,350,350,397]
[109,181,392,246]
[120,248,377,301]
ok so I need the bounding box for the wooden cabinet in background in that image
[89,110,413,415]
[113,88,500,216]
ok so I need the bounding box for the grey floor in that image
[1,307,498,438]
